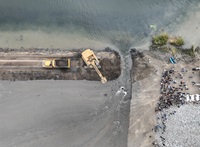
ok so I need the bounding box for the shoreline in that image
[0,40,199,147]
[128,47,200,147]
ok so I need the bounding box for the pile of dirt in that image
[130,48,154,82]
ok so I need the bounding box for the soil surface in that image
[0,48,121,81]
[128,49,200,147]
[1,47,199,147]
[0,49,129,147]
[0,80,128,147]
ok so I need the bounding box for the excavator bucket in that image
[82,49,107,83]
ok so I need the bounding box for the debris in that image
[169,57,176,64]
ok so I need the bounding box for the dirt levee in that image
[0,48,121,81]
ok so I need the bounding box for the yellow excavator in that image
[82,49,107,83]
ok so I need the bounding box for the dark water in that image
[0,0,199,50]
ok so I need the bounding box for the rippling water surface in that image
[0,1,200,146]
[0,0,199,50]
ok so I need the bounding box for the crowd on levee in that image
[155,67,199,112]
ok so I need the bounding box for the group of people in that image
[153,67,199,146]
[155,68,190,112]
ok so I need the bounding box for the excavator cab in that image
[82,49,107,83]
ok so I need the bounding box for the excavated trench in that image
[0,48,121,81]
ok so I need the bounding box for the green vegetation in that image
[159,46,170,52]
[152,33,169,46]
[181,48,195,57]
[169,46,195,57]
[151,33,198,57]
[169,37,184,46]
[152,33,184,47]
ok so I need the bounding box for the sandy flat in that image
[0,78,131,147]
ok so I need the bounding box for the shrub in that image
[182,48,195,57]
[169,37,184,46]
[152,33,169,46]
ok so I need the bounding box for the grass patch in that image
[152,33,169,46]
[150,33,194,57]
[160,46,170,52]
[169,46,195,57]
[181,48,195,57]
[169,37,184,46]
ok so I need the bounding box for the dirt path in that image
[128,52,162,147]
[0,48,121,81]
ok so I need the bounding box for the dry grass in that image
[169,36,184,46]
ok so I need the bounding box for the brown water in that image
[0,0,199,51]
[0,1,200,147]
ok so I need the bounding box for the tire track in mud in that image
[0,48,128,147]
[83,52,132,147]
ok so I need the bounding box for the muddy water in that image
[0,1,200,147]
[0,0,199,50]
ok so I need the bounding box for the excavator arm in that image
[91,61,107,83]
[82,49,107,83]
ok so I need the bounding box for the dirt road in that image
[0,48,121,81]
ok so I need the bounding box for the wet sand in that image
[0,30,112,50]
[0,80,130,147]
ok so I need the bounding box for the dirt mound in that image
[0,48,121,82]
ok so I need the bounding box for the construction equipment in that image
[82,49,107,83]
[42,58,70,68]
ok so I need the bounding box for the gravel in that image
[155,105,200,147]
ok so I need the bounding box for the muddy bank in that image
[0,48,121,81]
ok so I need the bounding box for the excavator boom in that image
[82,49,107,83]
